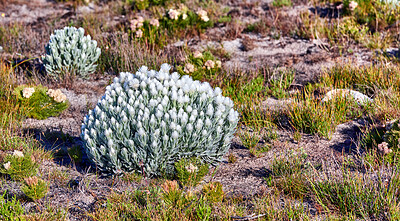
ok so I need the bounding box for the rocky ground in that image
[0,0,387,220]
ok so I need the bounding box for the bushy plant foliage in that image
[202,181,224,203]
[0,151,38,181]
[42,26,101,80]
[81,64,239,177]
[384,120,400,150]
[0,191,24,221]
[13,85,68,120]
[177,50,222,81]
[174,157,209,186]
[161,9,213,33]
[21,176,49,201]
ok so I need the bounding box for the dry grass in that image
[1,0,400,220]
[96,32,175,75]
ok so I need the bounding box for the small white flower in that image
[3,162,11,170]
[182,13,188,20]
[201,15,209,22]
[135,29,143,38]
[22,87,35,98]
[349,1,358,11]
[150,18,160,27]
[216,60,222,68]
[378,142,392,155]
[184,63,195,73]
[47,88,67,102]
[197,9,209,22]
[185,163,198,173]
[137,16,144,23]
[168,9,180,20]
[13,150,24,158]
[204,60,215,70]
[130,19,139,30]
[193,51,203,58]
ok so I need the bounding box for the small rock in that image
[77,3,96,14]
[322,89,373,105]
[172,40,185,47]
[222,39,242,54]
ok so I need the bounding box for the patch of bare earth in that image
[0,0,381,219]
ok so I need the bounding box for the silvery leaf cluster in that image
[42,27,101,79]
[81,64,239,177]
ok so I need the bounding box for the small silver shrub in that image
[43,27,101,80]
[81,64,239,177]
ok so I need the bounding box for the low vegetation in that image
[1,0,400,220]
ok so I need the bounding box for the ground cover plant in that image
[1,0,400,220]
[13,85,69,120]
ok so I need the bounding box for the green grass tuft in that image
[13,85,69,120]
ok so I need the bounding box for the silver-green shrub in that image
[43,27,101,80]
[81,64,239,177]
